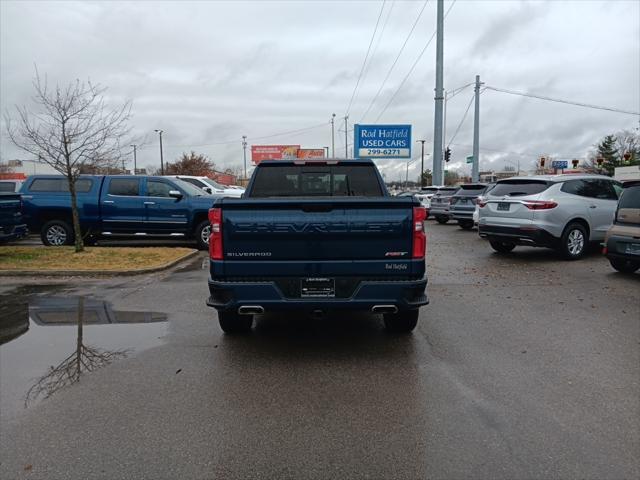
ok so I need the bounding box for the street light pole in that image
[431,0,445,186]
[242,136,248,179]
[154,129,164,175]
[130,144,137,175]
[417,140,426,188]
[344,115,349,158]
[331,113,336,158]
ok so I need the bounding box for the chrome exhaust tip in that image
[238,306,264,315]
[371,305,398,314]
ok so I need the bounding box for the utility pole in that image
[417,140,426,187]
[242,135,248,179]
[431,0,445,186]
[331,113,336,158]
[472,75,482,182]
[130,144,137,175]
[154,129,164,175]
[122,156,126,173]
[344,115,349,158]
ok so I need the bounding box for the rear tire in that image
[436,216,448,224]
[195,220,211,251]
[383,310,419,333]
[41,220,74,246]
[559,222,587,260]
[489,240,515,253]
[609,258,640,273]
[218,310,253,334]
[459,220,474,230]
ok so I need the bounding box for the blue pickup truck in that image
[20,175,218,249]
[206,159,428,334]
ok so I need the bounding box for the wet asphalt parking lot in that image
[0,221,638,480]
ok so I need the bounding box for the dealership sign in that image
[354,124,411,159]
[251,145,300,164]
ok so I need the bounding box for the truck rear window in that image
[490,180,550,197]
[251,165,383,197]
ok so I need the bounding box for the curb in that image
[0,249,201,277]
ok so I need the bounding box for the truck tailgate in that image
[217,197,419,277]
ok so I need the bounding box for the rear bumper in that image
[450,208,474,221]
[605,234,640,262]
[207,274,429,313]
[430,206,449,217]
[0,223,28,242]
[478,224,558,247]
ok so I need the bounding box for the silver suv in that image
[478,174,622,259]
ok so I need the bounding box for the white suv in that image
[478,174,622,259]
[165,175,244,198]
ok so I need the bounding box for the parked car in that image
[603,180,640,273]
[165,175,244,197]
[20,175,219,249]
[0,179,24,193]
[206,159,428,334]
[0,191,28,243]
[478,175,622,259]
[449,183,490,229]
[429,187,460,224]
[398,190,431,216]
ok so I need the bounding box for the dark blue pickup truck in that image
[206,159,428,333]
[0,192,28,243]
[20,175,218,249]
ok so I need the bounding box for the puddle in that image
[0,292,168,421]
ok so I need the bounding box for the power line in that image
[345,0,387,116]
[484,86,640,116]
[141,122,329,149]
[360,0,431,122]
[446,93,475,147]
[374,0,457,122]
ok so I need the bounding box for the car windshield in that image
[172,178,208,196]
[201,178,226,190]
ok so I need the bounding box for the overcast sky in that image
[1,0,639,181]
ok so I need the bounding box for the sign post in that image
[353,124,411,159]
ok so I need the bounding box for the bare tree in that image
[5,69,132,252]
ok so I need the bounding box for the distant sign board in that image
[251,145,300,164]
[297,148,326,159]
[552,160,568,169]
[466,155,474,164]
[354,124,411,159]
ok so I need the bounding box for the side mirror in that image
[203,186,213,194]
[169,190,183,199]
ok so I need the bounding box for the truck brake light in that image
[412,206,427,259]
[208,207,223,260]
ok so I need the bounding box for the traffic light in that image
[540,157,546,168]
[596,157,604,166]
[572,159,579,169]
[623,152,632,162]
[444,147,451,162]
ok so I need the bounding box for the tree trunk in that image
[68,176,85,253]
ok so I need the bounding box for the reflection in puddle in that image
[0,293,167,420]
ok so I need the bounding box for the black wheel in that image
[609,258,640,273]
[195,220,211,251]
[559,222,587,260]
[383,310,419,333]
[489,240,516,253]
[218,310,253,334]
[459,220,474,230]
[436,216,448,224]
[41,220,74,246]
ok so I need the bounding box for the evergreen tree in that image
[597,134,618,176]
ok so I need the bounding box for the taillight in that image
[477,198,487,208]
[208,207,223,260]
[412,206,426,259]
[523,200,558,210]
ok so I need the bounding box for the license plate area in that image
[497,202,511,211]
[301,278,335,298]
